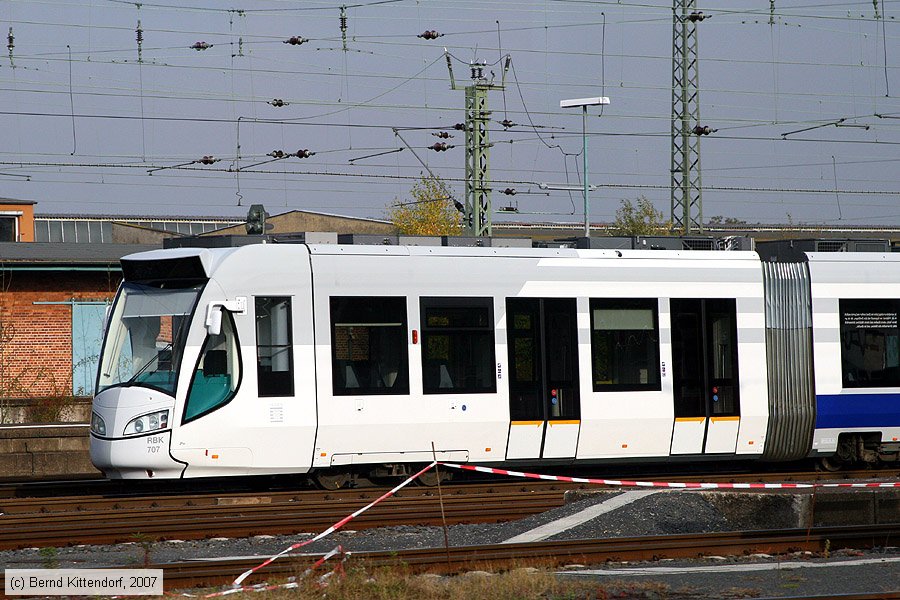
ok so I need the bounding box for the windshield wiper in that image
[127,342,173,384]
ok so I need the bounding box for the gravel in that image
[2,488,898,598]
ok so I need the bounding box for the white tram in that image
[89,241,900,481]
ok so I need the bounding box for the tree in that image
[611,196,672,236]
[707,215,748,226]
[388,175,462,236]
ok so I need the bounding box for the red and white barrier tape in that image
[214,458,896,595]
[439,462,900,489]
[204,546,347,598]
[230,461,436,588]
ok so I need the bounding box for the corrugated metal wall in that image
[761,261,817,461]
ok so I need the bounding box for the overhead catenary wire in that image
[4,158,898,196]
[0,0,898,226]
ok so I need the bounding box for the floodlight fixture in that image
[560,96,611,237]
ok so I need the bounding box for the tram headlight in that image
[124,410,169,436]
[90,412,106,436]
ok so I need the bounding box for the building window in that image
[255,297,294,397]
[330,296,409,395]
[590,298,661,391]
[840,298,900,388]
[420,297,496,394]
[72,302,108,396]
[48,220,62,242]
[0,216,16,242]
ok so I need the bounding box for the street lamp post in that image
[560,96,610,238]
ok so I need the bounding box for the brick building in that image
[0,243,156,399]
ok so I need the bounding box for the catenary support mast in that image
[447,52,509,237]
[671,1,705,233]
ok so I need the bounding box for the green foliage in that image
[707,215,748,226]
[611,196,672,237]
[39,547,59,569]
[131,533,157,567]
[388,175,462,236]
[29,396,75,423]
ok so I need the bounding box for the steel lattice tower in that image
[671,1,704,234]
[446,54,509,237]
[464,83,492,237]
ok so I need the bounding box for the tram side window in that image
[839,299,900,388]
[255,297,294,397]
[590,298,661,392]
[330,297,410,395]
[184,312,241,422]
[421,297,496,394]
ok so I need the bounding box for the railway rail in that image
[1,469,897,551]
[2,464,894,503]
[0,482,576,551]
[87,524,900,592]
[2,471,898,598]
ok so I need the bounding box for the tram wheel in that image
[817,456,843,472]
[314,471,350,490]
[415,467,452,487]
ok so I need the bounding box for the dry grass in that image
[282,564,579,600]
[184,556,768,599]
[221,560,738,600]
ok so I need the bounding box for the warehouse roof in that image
[0,242,159,270]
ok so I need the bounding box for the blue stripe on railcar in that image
[816,394,900,429]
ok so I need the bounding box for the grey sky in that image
[0,0,898,226]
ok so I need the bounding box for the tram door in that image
[670,298,741,454]
[505,298,581,459]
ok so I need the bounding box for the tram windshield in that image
[97,282,203,395]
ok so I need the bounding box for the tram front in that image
[90,250,209,478]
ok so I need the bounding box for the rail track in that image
[2,471,898,597]
[0,482,578,550]
[3,462,896,499]
[99,524,900,592]
[2,466,893,508]
[0,472,896,550]
[1,468,897,551]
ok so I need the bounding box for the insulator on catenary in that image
[268,150,286,158]
[284,36,307,45]
[432,131,451,139]
[191,41,212,50]
[199,156,217,165]
[692,125,716,135]
[500,119,516,129]
[295,149,314,158]
[453,123,466,131]
[429,142,450,152]
[417,30,442,40]
[501,188,516,195]
[687,11,706,22]
[270,99,287,107]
